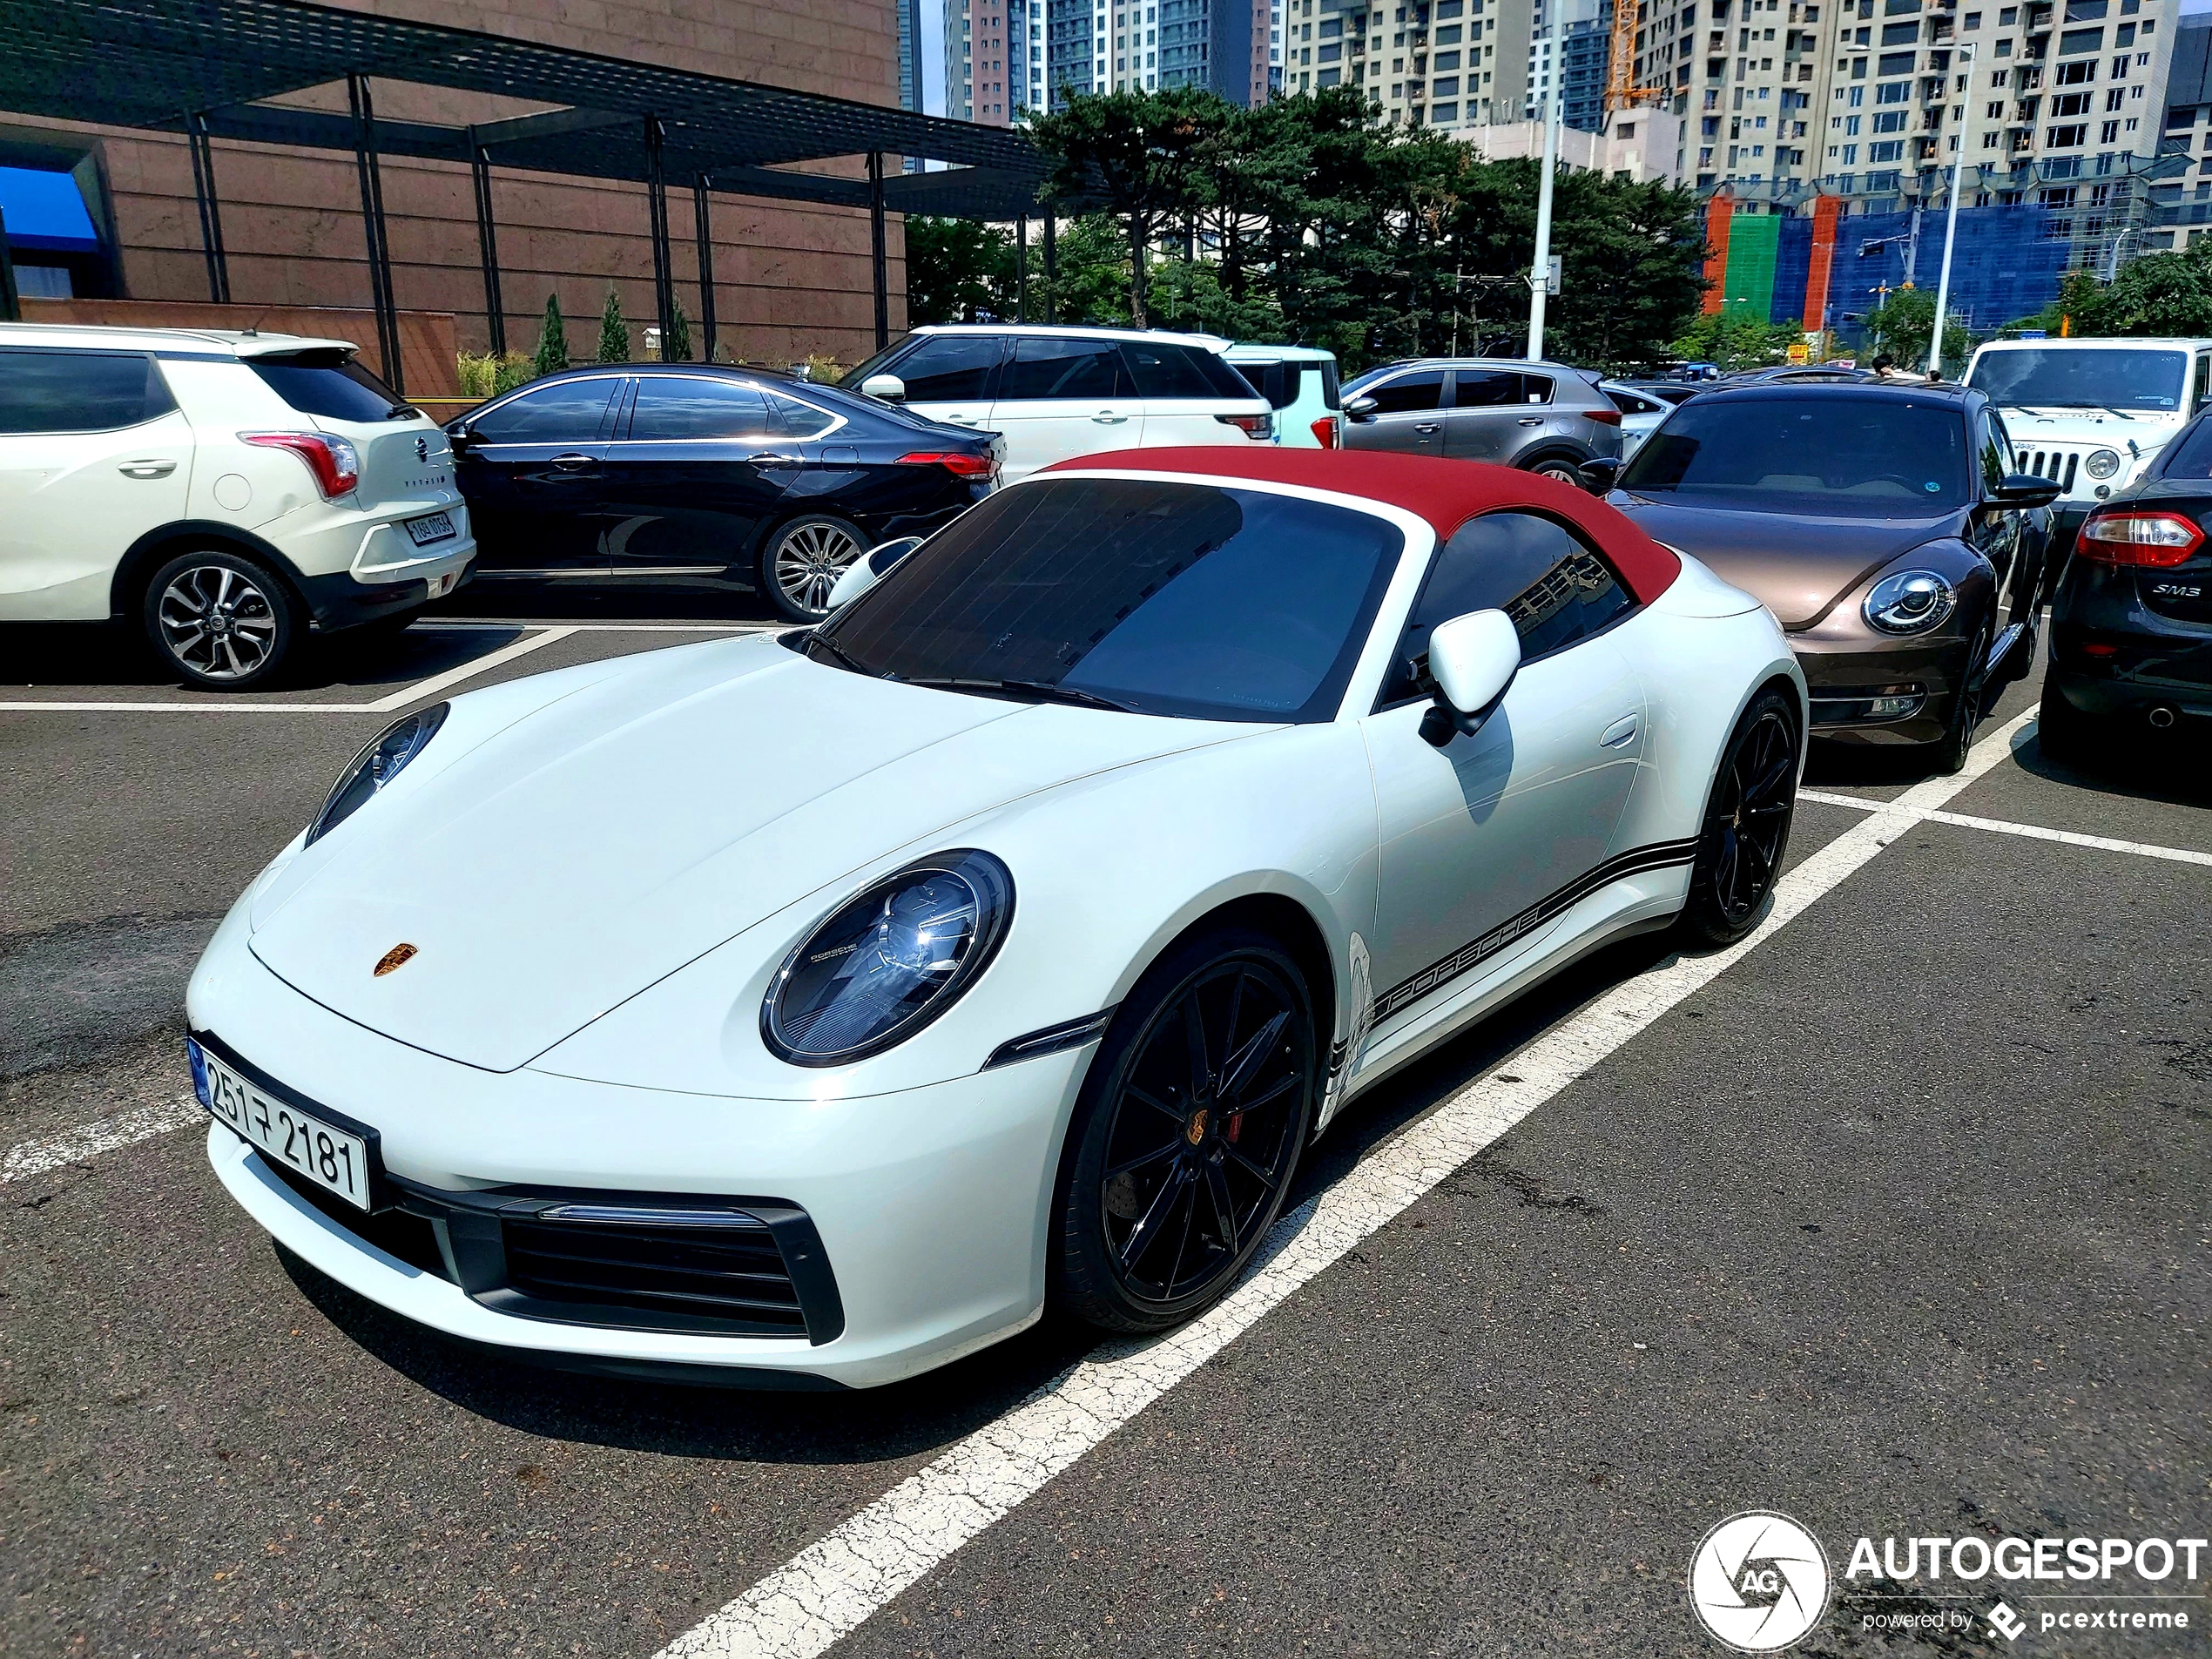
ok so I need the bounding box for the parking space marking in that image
[657,711,2041,1659]
[0,624,588,715]
[1799,785,2212,868]
[423,621,781,633]
[3,1096,203,1184]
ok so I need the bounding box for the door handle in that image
[944,415,979,425]
[550,453,595,471]
[747,452,798,463]
[118,459,178,479]
[1092,412,1129,423]
[1599,713,1640,749]
[1518,417,1543,426]
[1413,422,1441,434]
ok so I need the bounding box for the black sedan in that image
[2040,410,2212,756]
[1600,381,2060,772]
[444,364,1001,621]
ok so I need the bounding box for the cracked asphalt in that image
[2,604,2206,1658]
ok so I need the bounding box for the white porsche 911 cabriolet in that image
[187,448,1804,1389]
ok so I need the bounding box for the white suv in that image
[841,325,1274,484]
[0,323,475,689]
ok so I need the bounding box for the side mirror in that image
[1344,395,1379,422]
[446,421,475,454]
[1993,470,2063,509]
[1418,610,1521,747]
[825,536,925,610]
[860,373,907,401]
[1579,455,1622,493]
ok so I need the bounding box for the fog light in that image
[1866,694,1919,717]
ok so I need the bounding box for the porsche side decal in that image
[1371,837,1701,1022]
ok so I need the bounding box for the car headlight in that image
[762,849,1014,1066]
[1863,570,1957,635]
[306,703,448,845]
[2084,448,2121,481]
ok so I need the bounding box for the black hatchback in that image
[2040,409,2212,756]
[445,364,1001,621]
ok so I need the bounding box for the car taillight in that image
[1584,407,1622,427]
[1215,412,1274,440]
[240,431,361,500]
[2076,509,2204,567]
[897,450,996,478]
[1312,415,1339,449]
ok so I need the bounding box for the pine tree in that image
[597,287,630,364]
[529,293,569,379]
[664,299,692,363]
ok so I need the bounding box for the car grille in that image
[266,1156,449,1278]
[2015,448,2080,493]
[502,1211,809,1335]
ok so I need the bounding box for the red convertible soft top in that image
[1040,447,1682,606]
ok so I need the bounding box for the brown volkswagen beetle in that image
[1587,381,2060,772]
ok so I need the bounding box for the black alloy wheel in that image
[1053,927,1318,1332]
[1680,688,1798,947]
[1932,614,1996,776]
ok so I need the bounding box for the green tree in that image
[1858,287,1978,374]
[597,287,630,364]
[1037,212,1131,325]
[665,298,692,363]
[1029,87,1226,327]
[1669,309,1805,372]
[905,217,1017,323]
[529,293,569,378]
[2080,240,2212,336]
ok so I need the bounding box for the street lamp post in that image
[1926,41,1976,378]
[1527,30,1562,361]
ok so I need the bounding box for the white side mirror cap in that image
[826,536,925,610]
[1428,609,1521,717]
[860,374,907,401]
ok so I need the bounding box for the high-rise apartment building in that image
[1520,0,1614,129]
[1630,0,2179,259]
[1092,0,1271,98]
[947,0,1026,122]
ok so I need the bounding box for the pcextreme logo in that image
[1689,1512,1832,1652]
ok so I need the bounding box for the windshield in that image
[1618,395,1971,509]
[1966,347,2188,413]
[813,478,1404,723]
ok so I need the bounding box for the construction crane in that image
[1604,0,1673,111]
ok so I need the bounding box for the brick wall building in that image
[0,0,909,369]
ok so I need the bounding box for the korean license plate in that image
[403,510,455,547]
[191,1039,372,1210]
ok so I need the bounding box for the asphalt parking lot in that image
[3,596,2206,1659]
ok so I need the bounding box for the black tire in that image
[1521,451,1589,488]
[2036,678,2097,765]
[140,548,300,691]
[758,514,867,624]
[1679,688,1799,948]
[1931,614,1996,777]
[1051,927,1319,1333]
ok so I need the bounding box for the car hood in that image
[1990,406,2186,444]
[1609,496,1964,629]
[247,637,1249,1072]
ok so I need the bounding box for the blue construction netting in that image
[1763,204,2073,341]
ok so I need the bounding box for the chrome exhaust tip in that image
[2147,705,2178,731]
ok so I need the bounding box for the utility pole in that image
[1926,43,1975,376]
[1527,30,1562,362]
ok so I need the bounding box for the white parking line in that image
[423,621,780,633]
[657,711,2040,1659]
[0,624,583,715]
[3,1097,204,1184]
[1798,785,2212,868]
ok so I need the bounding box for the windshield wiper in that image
[805,631,874,676]
[897,676,1135,712]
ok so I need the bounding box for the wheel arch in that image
[110,520,306,620]
[1511,439,1597,475]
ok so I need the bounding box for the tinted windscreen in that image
[816,479,1403,723]
[1967,347,2188,413]
[1619,395,1971,508]
[248,351,408,421]
[0,350,173,433]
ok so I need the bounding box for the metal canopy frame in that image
[0,0,1054,382]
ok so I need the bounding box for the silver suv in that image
[1339,358,1623,483]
